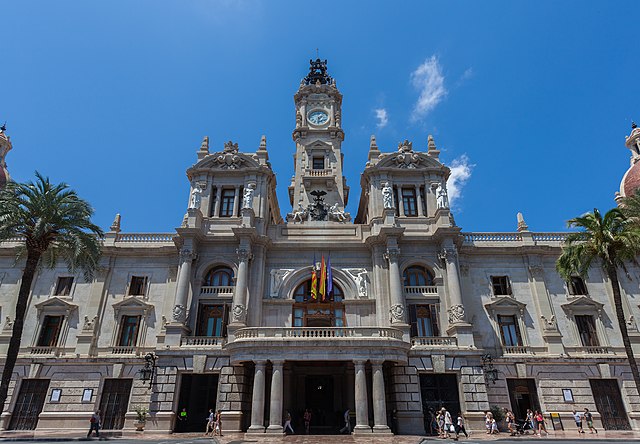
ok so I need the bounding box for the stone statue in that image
[390,304,405,323]
[82,316,97,332]
[354,270,368,298]
[242,184,255,209]
[188,185,202,210]
[447,304,465,324]
[287,200,308,223]
[269,269,294,297]
[436,183,449,209]
[329,203,350,222]
[382,182,393,209]
[172,304,186,322]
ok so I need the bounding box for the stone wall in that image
[216,364,252,432]
[389,364,424,435]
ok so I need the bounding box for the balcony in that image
[226,327,410,363]
[404,286,438,296]
[200,286,235,297]
[29,346,62,356]
[411,336,457,347]
[304,168,332,177]
[503,345,532,355]
[571,346,611,356]
[180,336,225,347]
[110,346,139,355]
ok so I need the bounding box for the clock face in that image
[307,110,329,126]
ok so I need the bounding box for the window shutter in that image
[409,305,418,337]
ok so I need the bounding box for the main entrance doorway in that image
[507,379,540,420]
[175,374,219,432]
[590,379,631,430]
[419,374,461,435]
[287,362,349,435]
[8,379,50,430]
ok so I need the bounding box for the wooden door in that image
[8,379,50,430]
[590,379,631,430]
[99,379,132,430]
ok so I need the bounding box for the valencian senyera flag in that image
[319,255,327,301]
[310,254,318,301]
[327,255,333,297]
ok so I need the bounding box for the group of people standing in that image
[429,407,468,440]
[204,409,223,436]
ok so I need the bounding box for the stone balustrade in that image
[234,326,404,340]
[463,233,523,243]
[503,345,532,355]
[110,346,138,355]
[573,346,611,355]
[181,336,225,346]
[200,286,235,296]
[29,346,60,356]
[304,168,332,177]
[462,232,568,246]
[404,285,438,296]
[532,233,568,242]
[115,233,174,243]
[411,336,458,347]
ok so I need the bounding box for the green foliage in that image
[0,172,104,280]
[134,405,148,422]
[490,405,504,423]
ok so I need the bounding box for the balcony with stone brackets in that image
[502,345,534,356]
[225,326,410,363]
[302,169,336,189]
[199,286,235,297]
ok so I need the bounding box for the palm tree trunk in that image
[606,263,640,397]
[0,250,41,416]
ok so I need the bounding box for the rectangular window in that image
[36,315,63,347]
[128,276,148,296]
[196,305,227,337]
[568,276,588,296]
[118,315,141,347]
[576,315,599,346]
[312,157,324,170]
[54,277,74,296]
[402,188,418,217]
[498,314,522,346]
[209,186,217,217]
[420,186,427,215]
[409,304,440,337]
[220,189,235,217]
[491,276,512,296]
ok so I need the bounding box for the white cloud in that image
[375,108,388,128]
[410,55,447,121]
[446,154,474,207]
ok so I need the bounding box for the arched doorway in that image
[292,279,345,327]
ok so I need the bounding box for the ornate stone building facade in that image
[1,60,640,434]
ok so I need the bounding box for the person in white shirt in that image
[456,413,469,438]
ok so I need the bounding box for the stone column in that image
[213,186,222,217]
[415,185,423,217]
[247,361,267,433]
[384,247,406,324]
[353,360,371,433]
[233,186,240,217]
[440,246,465,325]
[371,360,391,433]
[396,187,405,216]
[267,360,284,433]
[172,247,196,323]
[230,247,251,326]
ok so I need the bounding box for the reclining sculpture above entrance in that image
[286,189,351,223]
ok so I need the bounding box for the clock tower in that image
[287,59,350,223]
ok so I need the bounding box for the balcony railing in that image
[404,286,438,296]
[200,286,235,296]
[234,327,404,340]
[573,346,611,355]
[411,336,457,347]
[304,168,332,177]
[110,346,138,355]
[503,345,532,355]
[29,346,61,356]
[181,336,225,346]
[115,233,174,243]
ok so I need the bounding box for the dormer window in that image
[568,276,588,296]
[312,157,324,170]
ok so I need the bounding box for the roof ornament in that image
[632,121,637,130]
[398,140,413,153]
[197,136,210,160]
[303,58,333,86]
[110,213,121,233]
[517,212,529,232]
[223,140,239,154]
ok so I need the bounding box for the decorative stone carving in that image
[110,213,121,232]
[82,315,97,332]
[447,304,465,324]
[383,248,400,262]
[390,304,405,323]
[212,141,244,169]
[540,315,557,331]
[237,248,253,263]
[438,247,457,264]
[286,200,308,223]
[242,183,255,209]
[269,269,294,298]
[161,315,168,330]
[2,316,13,332]
[459,264,470,277]
[308,190,328,221]
[627,315,638,332]
[180,248,197,263]
[296,110,302,128]
[232,304,247,323]
[517,212,529,232]
[345,268,368,298]
[436,183,449,209]
[172,304,186,322]
[328,203,351,222]
[393,140,422,168]
[181,213,189,228]
[382,182,393,209]
[188,184,202,210]
[431,354,446,373]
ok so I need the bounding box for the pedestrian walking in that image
[339,408,351,434]
[442,407,454,439]
[205,409,214,436]
[572,409,585,433]
[87,410,101,438]
[303,408,312,434]
[213,409,223,436]
[283,411,294,434]
[506,410,516,436]
[455,413,469,438]
[534,410,548,436]
[584,408,598,434]
[526,409,535,430]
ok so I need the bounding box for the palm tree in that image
[556,208,640,396]
[0,173,103,414]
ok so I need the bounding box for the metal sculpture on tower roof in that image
[304,59,334,86]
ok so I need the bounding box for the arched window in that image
[292,279,345,328]
[203,266,235,287]
[403,266,435,287]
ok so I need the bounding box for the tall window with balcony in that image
[36,315,63,347]
[128,276,148,296]
[219,189,236,217]
[498,314,522,347]
[54,277,74,296]
[197,304,228,337]
[408,304,440,337]
[202,266,235,296]
[292,280,345,327]
[491,276,512,296]
[117,315,141,347]
[312,156,324,170]
[403,265,435,295]
[568,276,588,296]
[575,315,599,346]
[402,188,418,217]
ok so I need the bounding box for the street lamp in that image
[139,352,157,388]
[481,354,499,384]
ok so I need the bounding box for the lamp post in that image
[139,352,157,388]
[481,354,499,384]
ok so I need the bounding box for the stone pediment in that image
[374,142,444,170]
[188,141,261,174]
[35,297,78,314]
[112,296,154,314]
[485,296,526,315]
[560,296,604,314]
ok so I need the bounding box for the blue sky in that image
[1,1,638,233]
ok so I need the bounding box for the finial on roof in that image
[257,135,269,164]
[110,213,121,232]
[517,212,529,232]
[303,58,333,86]
[398,140,413,153]
[633,121,638,130]
[197,136,210,160]
[368,135,381,162]
[0,122,6,132]
[259,135,267,149]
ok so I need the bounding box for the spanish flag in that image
[310,254,318,301]
[319,255,327,301]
